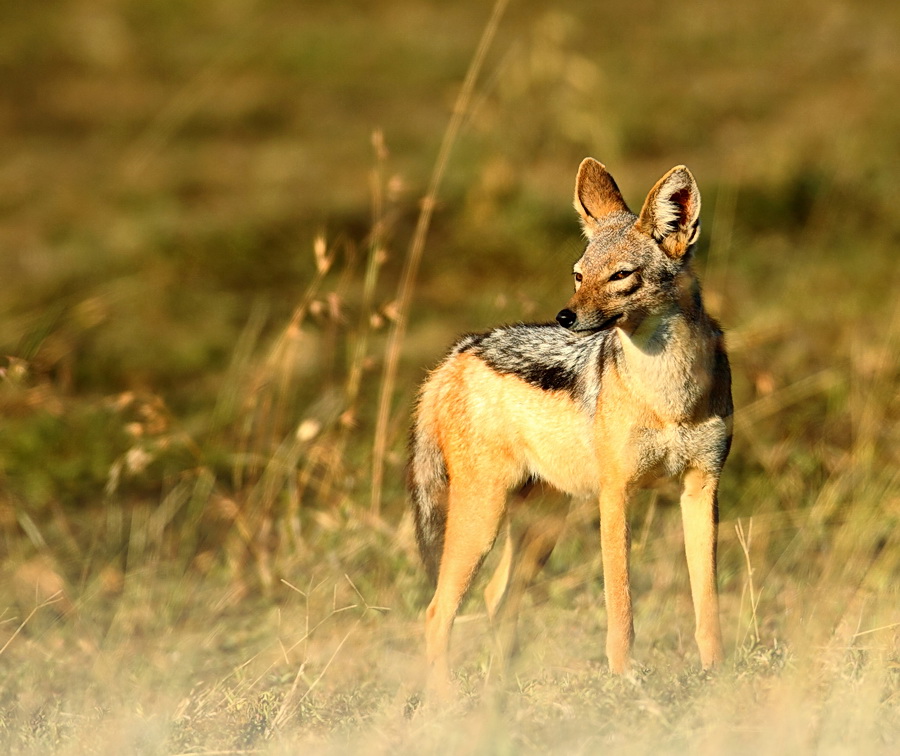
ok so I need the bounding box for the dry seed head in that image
[106,459,122,495]
[3,356,29,383]
[371,129,388,161]
[387,174,405,200]
[111,391,135,410]
[284,320,302,340]
[125,447,152,474]
[125,422,144,438]
[313,235,331,274]
[754,372,776,396]
[139,399,169,435]
[327,292,342,321]
[296,418,322,442]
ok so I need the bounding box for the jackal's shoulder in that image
[446,321,608,393]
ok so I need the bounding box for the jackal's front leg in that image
[599,485,634,674]
[680,468,724,668]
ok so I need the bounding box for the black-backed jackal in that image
[409,158,733,695]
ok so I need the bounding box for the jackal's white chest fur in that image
[617,313,711,423]
[611,314,726,481]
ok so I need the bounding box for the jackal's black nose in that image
[556,309,577,329]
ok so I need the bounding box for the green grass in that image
[1,0,899,753]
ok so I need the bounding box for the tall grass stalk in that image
[370,0,511,515]
[321,132,392,515]
[735,518,761,648]
[344,131,390,418]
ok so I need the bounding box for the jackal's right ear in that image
[573,158,630,237]
[637,166,701,259]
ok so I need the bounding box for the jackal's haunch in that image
[409,158,733,695]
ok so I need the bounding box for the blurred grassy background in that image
[0,0,898,753]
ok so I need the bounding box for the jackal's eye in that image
[573,272,583,283]
[609,269,633,282]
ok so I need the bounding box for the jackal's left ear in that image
[573,158,630,237]
[637,166,701,258]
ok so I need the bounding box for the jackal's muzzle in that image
[556,308,621,332]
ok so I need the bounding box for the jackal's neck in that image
[615,299,716,421]
[622,297,710,351]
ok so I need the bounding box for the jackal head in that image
[556,158,701,333]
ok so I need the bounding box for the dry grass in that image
[1,0,899,753]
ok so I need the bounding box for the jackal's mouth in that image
[573,313,622,333]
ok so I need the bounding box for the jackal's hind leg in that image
[424,481,506,697]
[484,486,569,671]
[483,519,514,621]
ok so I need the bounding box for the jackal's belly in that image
[520,420,598,497]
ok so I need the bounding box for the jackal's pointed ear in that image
[573,158,630,237]
[637,166,701,258]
